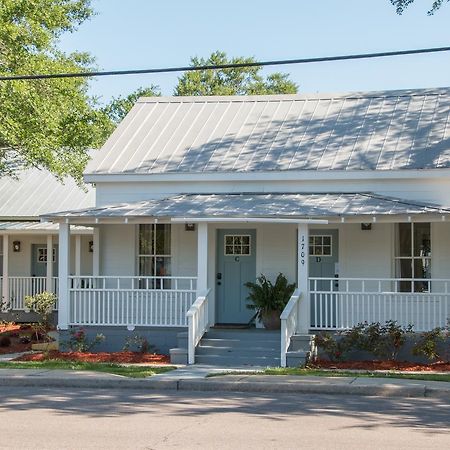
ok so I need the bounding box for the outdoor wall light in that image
[185,223,196,232]
[13,240,21,252]
[88,240,94,252]
[361,223,372,231]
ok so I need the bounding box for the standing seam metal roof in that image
[86,88,450,175]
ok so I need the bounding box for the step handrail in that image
[280,288,302,367]
[187,288,211,365]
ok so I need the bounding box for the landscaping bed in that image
[15,350,170,364]
[311,359,450,372]
[0,323,33,354]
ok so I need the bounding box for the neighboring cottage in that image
[0,169,94,321]
[45,88,450,365]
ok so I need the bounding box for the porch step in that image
[195,328,281,367]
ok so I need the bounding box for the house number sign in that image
[299,233,306,266]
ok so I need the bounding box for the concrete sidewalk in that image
[0,364,449,399]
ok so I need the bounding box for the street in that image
[0,387,448,449]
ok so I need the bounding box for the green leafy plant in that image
[123,334,155,354]
[63,327,105,353]
[314,333,348,362]
[412,326,448,362]
[245,273,296,329]
[24,291,56,329]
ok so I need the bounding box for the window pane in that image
[323,246,331,256]
[155,224,171,255]
[139,224,154,255]
[396,258,413,292]
[225,236,233,245]
[242,245,250,255]
[413,223,431,257]
[242,236,250,245]
[155,257,171,277]
[397,223,412,257]
[414,259,431,292]
[139,256,154,276]
[323,236,331,246]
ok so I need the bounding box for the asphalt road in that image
[0,387,448,449]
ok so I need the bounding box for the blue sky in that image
[58,0,450,104]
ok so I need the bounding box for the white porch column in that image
[297,223,310,334]
[197,223,208,295]
[58,223,71,330]
[75,234,81,277]
[92,228,100,276]
[2,235,9,310]
[46,234,53,293]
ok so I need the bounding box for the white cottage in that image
[45,88,450,366]
[0,169,94,321]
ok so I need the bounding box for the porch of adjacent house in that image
[55,216,450,366]
[0,227,93,320]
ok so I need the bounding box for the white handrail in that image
[280,288,302,368]
[187,289,211,365]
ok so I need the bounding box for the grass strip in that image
[207,367,450,382]
[0,360,175,378]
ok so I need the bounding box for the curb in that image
[1,376,449,399]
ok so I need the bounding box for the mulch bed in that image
[15,350,170,364]
[312,359,450,372]
[0,324,33,355]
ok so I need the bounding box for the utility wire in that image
[1,46,450,81]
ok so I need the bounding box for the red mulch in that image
[312,359,450,372]
[0,324,32,354]
[15,350,170,364]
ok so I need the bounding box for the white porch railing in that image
[280,288,301,367]
[310,278,450,332]
[3,277,58,311]
[68,276,197,327]
[187,289,211,365]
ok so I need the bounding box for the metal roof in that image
[0,221,92,233]
[86,88,450,176]
[43,193,450,220]
[0,168,94,219]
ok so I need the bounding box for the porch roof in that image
[42,193,450,223]
[0,221,92,234]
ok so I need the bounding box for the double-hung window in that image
[138,224,171,288]
[394,223,431,292]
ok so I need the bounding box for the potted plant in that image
[245,273,296,330]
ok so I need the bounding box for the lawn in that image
[208,367,450,382]
[0,360,176,378]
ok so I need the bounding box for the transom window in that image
[309,235,332,256]
[138,225,171,287]
[395,223,431,292]
[37,248,56,263]
[224,235,251,256]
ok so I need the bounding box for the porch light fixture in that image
[88,240,94,252]
[12,240,21,252]
[361,223,372,231]
[185,223,196,232]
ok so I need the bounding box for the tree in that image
[0,0,113,182]
[174,51,298,96]
[103,85,161,125]
[390,0,448,14]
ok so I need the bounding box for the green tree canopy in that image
[103,85,161,125]
[174,51,298,96]
[390,0,447,14]
[0,0,113,182]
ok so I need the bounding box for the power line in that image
[1,46,450,81]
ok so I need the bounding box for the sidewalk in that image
[1,364,449,399]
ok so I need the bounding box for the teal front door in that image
[309,229,339,328]
[31,244,58,277]
[216,229,256,324]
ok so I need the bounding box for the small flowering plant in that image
[63,327,105,352]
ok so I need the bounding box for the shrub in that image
[314,332,348,361]
[0,336,11,347]
[24,292,56,328]
[123,335,154,353]
[413,327,448,362]
[63,327,106,353]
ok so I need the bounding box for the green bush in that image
[412,327,448,362]
[63,327,106,353]
[24,291,56,329]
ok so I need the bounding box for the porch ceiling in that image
[41,193,450,223]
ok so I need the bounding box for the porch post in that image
[46,234,53,293]
[58,223,71,330]
[2,235,9,310]
[75,234,81,277]
[92,228,100,276]
[297,223,310,334]
[197,223,208,295]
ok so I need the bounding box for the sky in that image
[58,0,450,104]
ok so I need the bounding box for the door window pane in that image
[224,235,251,256]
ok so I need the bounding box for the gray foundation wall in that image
[59,326,184,354]
[0,311,57,324]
